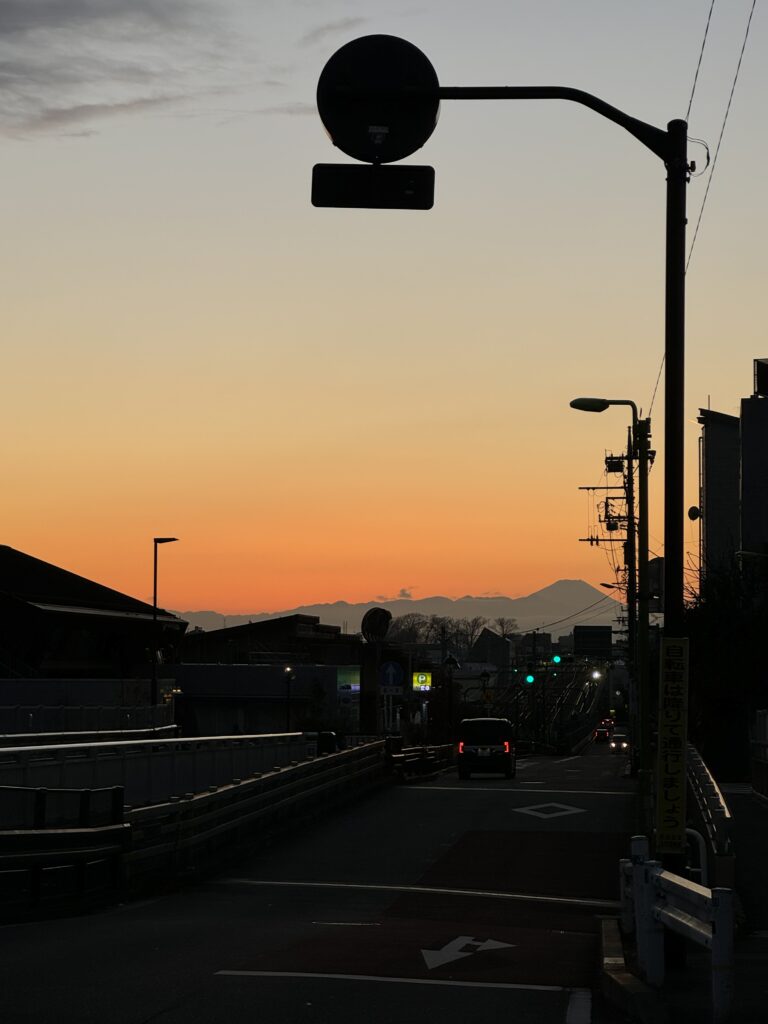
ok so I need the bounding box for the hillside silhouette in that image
[177,579,621,635]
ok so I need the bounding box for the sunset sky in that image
[2,1,765,614]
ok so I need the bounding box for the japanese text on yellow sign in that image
[655,637,689,853]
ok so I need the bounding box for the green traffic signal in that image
[552,655,561,664]
[525,673,535,684]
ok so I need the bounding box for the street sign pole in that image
[314,34,691,830]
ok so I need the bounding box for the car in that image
[456,717,516,780]
[610,731,630,754]
[593,726,611,743]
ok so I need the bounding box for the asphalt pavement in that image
[1,745,637,1024]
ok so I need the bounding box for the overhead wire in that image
[687,0,717,122]
[532,594,615,633]
[648,0,755,416]
[686,0,757,272]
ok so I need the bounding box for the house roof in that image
[0,545,183,624]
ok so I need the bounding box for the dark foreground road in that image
[1,745,636,1024]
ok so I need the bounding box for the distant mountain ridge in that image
[176,579,621,635]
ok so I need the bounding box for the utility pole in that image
[624,428,637,683]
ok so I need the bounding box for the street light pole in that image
[284,665,295,732]
[624,425,638,684]
[152,537,178,706]
[571,398,652,825]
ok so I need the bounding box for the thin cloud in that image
[0,0,239,136]
[20,95,185,133]
[298,17,367,47]
[255,101,316,116]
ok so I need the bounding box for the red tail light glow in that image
[458,741,464,753]
[504,741,510,753]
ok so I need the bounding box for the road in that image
[1,744,635,1023]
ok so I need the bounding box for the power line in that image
[647,352,665,418]
[687,0,717,122]
[686,0,757,272]
[532,594,614,632]
[648,0,754,414]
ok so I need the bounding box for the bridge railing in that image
[686,743,734,887]
[1,740,387,917]
[0,733,319,807]
[127,740,386,888]
[386,741,454,780]
[620,834,734,1023]
[0,784,129,915]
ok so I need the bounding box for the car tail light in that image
[458,741,464,753]
[503,741,510,753]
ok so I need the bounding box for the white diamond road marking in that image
[513,802,586,819]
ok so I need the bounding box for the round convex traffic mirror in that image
[317,35,440,164]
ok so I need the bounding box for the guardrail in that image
[687,743,734,887]
[386,741,454,781]
[620,834,734,1023]
[0,784,128,914]
[0,741,389,918]
[126,740,386,888]
[0,784,124,828]
[0,732,318,806]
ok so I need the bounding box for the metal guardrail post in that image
[631,835,664,987]
[711,887,734,1023]
[619,858,634,935]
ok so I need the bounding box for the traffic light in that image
[525,662,536,685]
[552,655,561,664]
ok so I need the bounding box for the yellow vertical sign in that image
[655,637,689,853]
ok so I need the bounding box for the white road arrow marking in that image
[421,935,515,970]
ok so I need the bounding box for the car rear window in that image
[459,720,514,743]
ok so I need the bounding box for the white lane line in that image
[410,786,634,797]
[566,987,592,1023]
[214,878,621,911]
[517,762,541,770]
[312,921,381,927]
[216,970,564,993]
[555,756,581,764]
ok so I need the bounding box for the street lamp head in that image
[154,537,178,545]
[570,397,610,413]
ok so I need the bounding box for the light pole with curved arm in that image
[571,398,652,825]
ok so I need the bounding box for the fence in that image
[620,834,734,1023]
